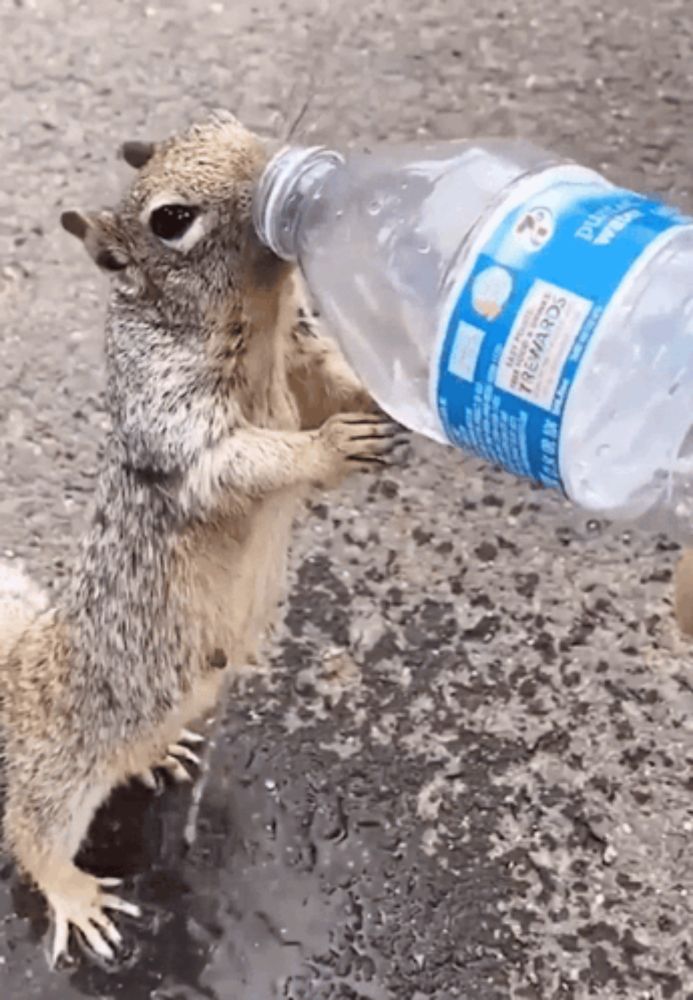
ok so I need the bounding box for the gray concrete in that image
[1,0,693,997]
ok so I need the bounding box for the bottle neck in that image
[253,145,344,261]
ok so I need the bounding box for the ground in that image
[1,0,693,997]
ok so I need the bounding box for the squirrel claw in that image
[179,728,205,745]
[135,768,160,791]
[98,876,123,888]
[162,754,194,783]
[50,914,70,967]
[168,743,201,766]
[133,730,205,789]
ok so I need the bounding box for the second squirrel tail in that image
[0,559,48,661]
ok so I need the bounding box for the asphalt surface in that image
[1,0,693,997]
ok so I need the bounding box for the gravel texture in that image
[1,1,693,997]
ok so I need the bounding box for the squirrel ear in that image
[60,209,89,240]
[120,140,156,169]
[61,209,129,273]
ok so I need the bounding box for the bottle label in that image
[434,165,692,491]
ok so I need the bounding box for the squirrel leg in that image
[131,673,222,791]
[286,314,378,427]
[180,416,402,516]
[4,776,140,965]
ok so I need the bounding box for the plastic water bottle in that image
[253,139,693,538]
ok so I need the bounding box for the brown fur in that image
[0,110,399,965]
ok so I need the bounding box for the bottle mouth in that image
[253,144,343,261]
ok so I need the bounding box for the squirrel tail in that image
[0,560,48,661]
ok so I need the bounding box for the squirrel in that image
[0,109,402,966]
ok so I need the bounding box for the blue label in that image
[436,166,691,491]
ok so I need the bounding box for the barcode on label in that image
[448,321,485,382]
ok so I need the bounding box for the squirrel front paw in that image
[312,412,406,487]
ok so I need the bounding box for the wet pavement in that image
[2,0,693,997]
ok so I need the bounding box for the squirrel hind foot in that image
[133,729,205,790]
[47,868,140,967]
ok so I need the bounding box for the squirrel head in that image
[61,110,281,320]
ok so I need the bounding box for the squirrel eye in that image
[149,204,199,241]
